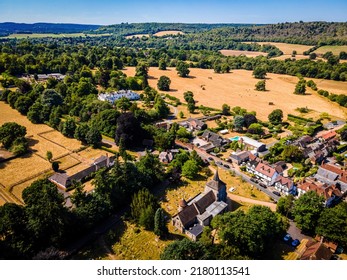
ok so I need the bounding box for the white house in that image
[247,159,279,186]
[98,90,140,104]
[274,176,294,195]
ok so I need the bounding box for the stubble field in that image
[123,67,347,120]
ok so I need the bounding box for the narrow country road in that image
[228,193,277,211]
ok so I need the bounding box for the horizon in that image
[1,0,346,25]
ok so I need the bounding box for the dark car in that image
[216,161,222,165]
[224,164,230,169]
[208,157,214,161]
[283,234,292,242]
[259,182,267,188]
[291,239,300,247]
[272,191,281,196]
[250,178,258,183]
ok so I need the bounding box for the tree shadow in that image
[168,89,178,93]
[148,76,158,80]
[27,138,39,149]
[101,142,112,149]
[230,200,243,212]
[187,75,196,79]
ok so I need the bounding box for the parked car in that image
[250,178,258,183]
[259,182,267,188]
[228,187,235,192]
[224,164,230,169]
[208,157,213,161]
[216,161,222,165]
[291,239,300,247]
[272,191,281,196]
[283,234,292,242]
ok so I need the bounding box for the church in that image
[172,170,229,241]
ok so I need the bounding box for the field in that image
[0,102,109,203]
[125,34,150,39]
[247,42,314,55]
[3,33,111,39]
[315,45,347,55]
[154,30,184,36]
[220,49,268,57]
[123,67,347,120]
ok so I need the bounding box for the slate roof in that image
[205,170,226,191]
[193,190,216,214]
[230,151,250,162]
[177,204,199,228]
[186,224,204,238]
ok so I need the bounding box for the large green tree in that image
[0,122,27,150]
[176,61,190,77]
[181,159,199,179]
[294,79,306,95]
[160,239,211,260]
[154,208,168,238]
[316,202,347,248]
[157,75,171,91]
[253,66,267,79]
[268,109,283,124]
[292,191,324,234]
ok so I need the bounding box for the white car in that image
[228,187,235,192]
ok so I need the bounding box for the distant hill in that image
[0,22,101,36]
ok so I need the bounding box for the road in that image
[175,140,280,202]
[228,193,277,211]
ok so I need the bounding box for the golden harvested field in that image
[123,67,347,120]
[315,45,347,55]
[0,154,50,188]
[56,154,81,170]
[220,49,268,57]
[272,54,310,61]
[247,42,314,55]
[154,30,184,36]
[41,130,82,152]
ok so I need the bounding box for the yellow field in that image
[125,34,149,39]
[123,67,347,120]
[315,45,347,55]
[41,130,82,152]
[220,49,268,57]
[247,42,314,55]
[154,30,184,36]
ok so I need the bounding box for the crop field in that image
[125,34,149,39]
[220,49,268,57]
[123,67,347,120]
[154,30,184,36]
[0,102,110,203]
[315,45,347,55]
[3,33,111,39]
[247,42,314,55]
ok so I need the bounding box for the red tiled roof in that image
[321,163,347,183]
[274,176,293,187]
[321,130,337,140]
[297,179,341,200]
[255,162,277,177]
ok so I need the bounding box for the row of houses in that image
[98,90,140,103]
[27,73,66,81]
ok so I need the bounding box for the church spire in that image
[213,168,220,182]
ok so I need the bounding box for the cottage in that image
[320,131,337,142]
[159,151,174,164]
[186,118,207,131]
[229,151,250,165]
[49,154,114,189]
[239,136,267,152]
[172,170,228,241]
[300,240,334,260]
[273,176,295,195]
[200,130,229,152]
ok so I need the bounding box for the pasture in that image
[315,45,347,55]
[247,42,314,55]
[123,67,347,120]
[154,30,184,36]
[220,49,268,57]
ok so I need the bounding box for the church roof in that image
[206,170,226,191]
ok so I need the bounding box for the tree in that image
[181,159,199,179]
[233,115,245,131]
[154,208,168,238]
[243,114,258,128]
[176,61,190,77]
[158,58,167,70]
[316,202,347,248]
[136,152,164,187]
[268,109,283,124]
[154,94,170,118]
[222,104,231,115]
[46,151,53,162]
[157,76,171,91]
[130,188,158,230]
[27,102,43,124]
[116,96,131,112]
[41,89,63,107]
[255,80,266,91]
[276,195,295,217]
[74,123,90,143]
[294,79,306,95]
[61,118,76,138]
[115,112,144,149]
[160,239,210,260]
[135,62,149,79]
[211,206,285,258]
[14,96,32,115]
[0,122,26,149]
[86,128,102,148]
[292,191,324,234]
[309,53,317,60]
[52,161,59,172]
[247,123,263,135]
[281,145,303,162]
[253,66,267,79]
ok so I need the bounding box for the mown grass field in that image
[315,45,347,55]
[220,49,268,57]
[154,30,184,36]
[123,67,347,121]
[247,42,314,55]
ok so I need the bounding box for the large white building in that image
[98,90,140,104]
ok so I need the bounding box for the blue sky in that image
[0,0,346,25]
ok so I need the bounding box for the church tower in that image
[204,169,227,202]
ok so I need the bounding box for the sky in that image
[0,0,346,25]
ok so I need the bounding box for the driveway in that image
[228,193,277,211]
[287,219,314,242]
